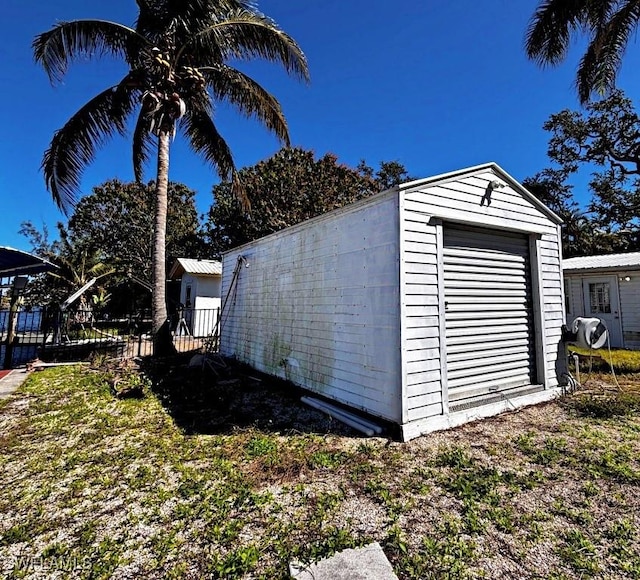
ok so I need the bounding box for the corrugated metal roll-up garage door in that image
[443,225,540,411]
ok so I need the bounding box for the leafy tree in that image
[526,90,640,256]
[21,179,205,312]
[526,0,640,103]
[65,179,207,282]
[357,159,414,191]
[18,222,114,309]
[205,147,414,253]
[34,0,308,349]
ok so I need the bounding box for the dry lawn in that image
[0,360,639,579]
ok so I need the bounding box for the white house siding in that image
[221,193,403,422]
[538,228,564,390]
[565,276,584,318]
[619,274,640,348]
[564,271,640,349]
[398,200,443,424]
[180,274,221,307]
[398,167,564,432]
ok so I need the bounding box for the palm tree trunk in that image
[152,129,171,355]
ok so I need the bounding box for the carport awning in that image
[0,246,57,277]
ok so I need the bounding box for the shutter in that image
[443,225,539,411]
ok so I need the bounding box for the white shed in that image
[220,163,566,440]
[169,258,222,336]
[563,252,640,349]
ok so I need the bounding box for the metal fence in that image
[1,306,221,368]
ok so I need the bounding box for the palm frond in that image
[525,0,591,65]
[43,79,139,212]
[181,106,251,208]
[185,9,309,81]
[136,0,252,41]
[180,106,235,180]
[576,1,640,102]
[132,110,155,182]
[200,64,289,143]
[33,20,148,83]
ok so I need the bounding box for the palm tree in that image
[34,0,308,351]
[526,0,640,104]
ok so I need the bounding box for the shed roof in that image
[563,252,640,272]
[0,246,57,277]
[169,258,222,279]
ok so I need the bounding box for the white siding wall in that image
[538,229,565,388]
[401,172,556,234]
[197,277,221,298]
[565,276,585,318]
[221,193,402,422]
[398,200,443,423]
[564,272,640,349]
[619,273,640,349]
[400,169,564,430]
[180,274,221,305]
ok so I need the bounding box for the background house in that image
[220,163,566,440]
[169,258,221,337]
[563,252,640,350]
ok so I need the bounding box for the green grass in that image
[0,365,639,578]
[570,346,640,373]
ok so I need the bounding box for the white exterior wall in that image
[398,167,565,439]
[221,193,402,422]
[619,273,640,348]
[564,270,640,349]
[565,276,584,318]
[397,199,442,425]
[538,227,565,388]
[180,274,221,306]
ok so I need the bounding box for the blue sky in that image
[3,0,640,252]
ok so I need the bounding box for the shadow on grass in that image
[143,352,362,437]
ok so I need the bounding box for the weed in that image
[515,434,568,466]
[558,529,600,575]
[387,518,477,580]
[244,434,278,463]
[3,364,640,579]
[304,526,359,563]
[308,449,348,469]
[566,390,640,418]
[605,518,640,575]
[1,523,32,546]
[364,478,407,518]
[582,480,600,498]
[460,500,487,534]
[487,505,517,533]
[552,500,594,526]
[208,544,260,579]
[433,445,473,469]
[441,466,503,502]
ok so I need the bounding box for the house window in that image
[589,282,611,314]
[185,284,192,308]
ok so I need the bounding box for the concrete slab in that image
[0,369,30,399]
[290,542,398,580]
